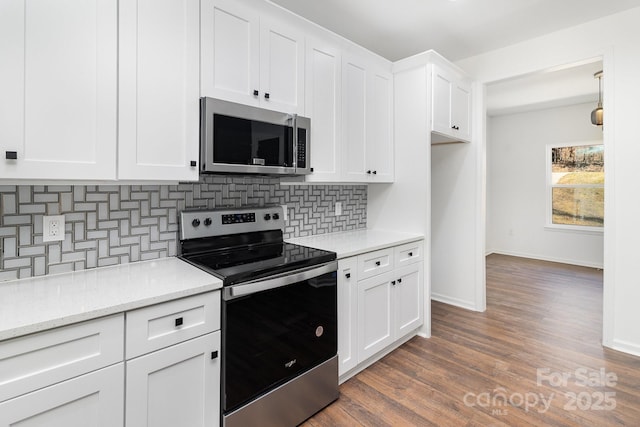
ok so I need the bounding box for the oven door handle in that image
[225,261,338,299]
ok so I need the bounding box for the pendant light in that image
[591,70,603,126]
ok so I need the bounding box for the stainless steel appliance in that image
[200,97,311,176]
[179,206,338,427]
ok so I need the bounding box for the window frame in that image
[545,141,604,233]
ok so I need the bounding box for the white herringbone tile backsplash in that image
[0,176,367,281]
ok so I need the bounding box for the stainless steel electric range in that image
[178,206,339,427]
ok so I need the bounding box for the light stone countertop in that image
[287,228,424,259]
[0,257,222,341]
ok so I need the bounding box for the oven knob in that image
[192,218,200,227]
[272,213,280,220]
[204,217,212,226]
[264,214,271,221]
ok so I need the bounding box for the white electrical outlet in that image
[281,205,288,221]
[335,202,342,216]
[43,215,65,242]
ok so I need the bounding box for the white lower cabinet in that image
[126,332,221,427]
[0,363,124,427]
[358,264,423,362]
[337,257,358,375]
[338,240,424,379]
[358,270,396,362]
[0,291,222,427]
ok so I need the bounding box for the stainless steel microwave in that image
[200,97,311,175]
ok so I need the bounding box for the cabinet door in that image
[0,364,124,427]
[394,263,424,338]
[337,258,358,377]
[357,271,395,362]
[305,39,342,182]
[0,0,117,180]
[452,80,472,142]
[201,0,260,106]
[126,332,221,427]
[431,65,453,136]
[342,55,368,182]
[118,0,200,181]
[260,19,305,114]
[366,68,394,182]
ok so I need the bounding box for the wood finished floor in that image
[303,254,640,426]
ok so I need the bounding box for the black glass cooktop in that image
[181,242,336,286]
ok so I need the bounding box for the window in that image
[547,143,604,230]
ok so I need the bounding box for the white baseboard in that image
[431,293,479,311]
[489,249,603,269]
[609,339,640,358]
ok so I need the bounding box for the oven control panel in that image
[222,213,255,225]
[180,206,284,240]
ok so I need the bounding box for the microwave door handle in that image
[291,113,298,169]
[225,261,337,299]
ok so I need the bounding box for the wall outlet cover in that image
[43,215,65,242]
[335,202,342,216]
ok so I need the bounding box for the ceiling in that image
[268,0,640,62]
[486,59,603,116]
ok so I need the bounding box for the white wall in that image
[431,141,481,309]
[487,103,604,267]
[457,6,640,356]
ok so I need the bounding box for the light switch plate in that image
[43,215,65,242]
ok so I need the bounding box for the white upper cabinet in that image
[0,0,117,180]
[305,39,342,182]
[366,68,394,182]
[342,55,368,182]
[451,81,472,141]
[118,0,200,181]
[341,54,394,183]
[201,0,260,107]
[431,63,472,143]
[259,19,305,114]
[201,0,305,114]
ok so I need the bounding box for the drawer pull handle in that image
[391,280,396,286]
[345,273,351,279]
[175,317,184,327]
[5,151,17,160]
[375,261,381,267]
[398,278,402,283]
[408,252,413,257]
[211,351,219,360]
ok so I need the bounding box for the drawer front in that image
[125,291,220,359]
[0,363,124,427]
[0,314,124,403]
[394,240,424,267]
[357,248,393,281]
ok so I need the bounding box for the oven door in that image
[221,261,337,413]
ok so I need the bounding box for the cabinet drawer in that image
[125,291,220,359]
[357,248,393,281]
[0,363,124,427]
[0,314,124,403]
[394,240,424,267]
